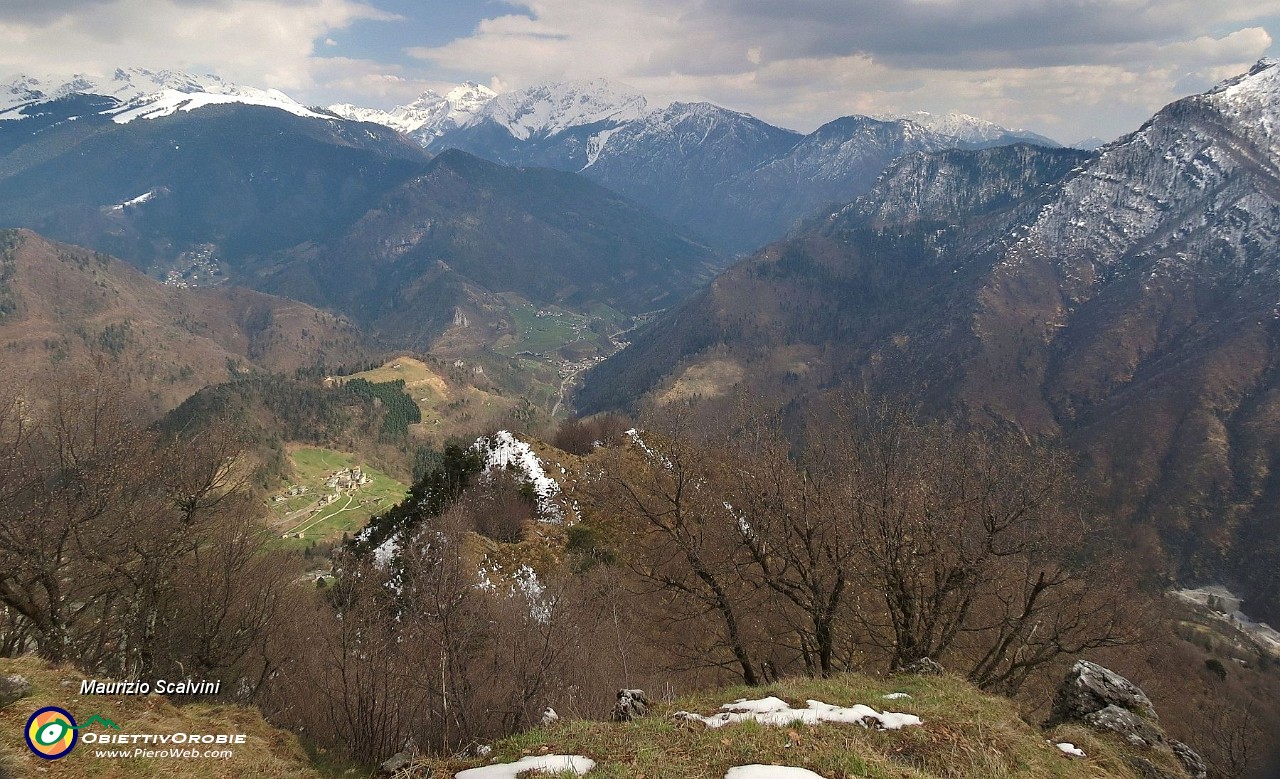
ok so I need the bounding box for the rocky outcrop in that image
[0,674,31,708]
[897,658,946,677]
[1082,705,1166,749]
[1047,660,1158,726]
[1171,741,1208,779]
[1046,661,1204,779]
[377,751,413,775]
[611,689,650,722]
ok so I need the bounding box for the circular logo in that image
[25,706,77,760]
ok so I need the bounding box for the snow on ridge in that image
[111,87,324,124]
[373,534,400,568]
[0,67,327,124]
[330,82,495,144]
[889,110,1018,143]
[675,696,921,731]
[473,430,564,522]
[468,78,648,140]
[625,428,672,469]
[1204,58,1280,156]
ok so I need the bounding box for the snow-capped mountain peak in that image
[328,81,496,145]
[444,81,496,118]
[1204,58,1280,155]
[883,110,1058,147]
[470,78,648,140]
[0,67,324,123]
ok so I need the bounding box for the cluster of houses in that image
[325,467,371,491]
[272,467,371,509]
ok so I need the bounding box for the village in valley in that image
[268,449,407,549]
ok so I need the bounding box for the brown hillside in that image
[0,229,366,410]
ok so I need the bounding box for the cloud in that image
[0,0,1275,143]
[0,0,395,91]
[406,0,1280,141]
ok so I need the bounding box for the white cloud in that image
[0,0,395,92]
[0,0,1275,142]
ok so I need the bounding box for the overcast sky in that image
[1,0,1278,143]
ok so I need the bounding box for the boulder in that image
[1044,660,1203,779]
[0,674,31,708]
[897,658,945,676]
[1127,757,1185,779]
[1047,660,1158,727]
[378,751,413,775]
[1171,741,1208,779]
[1083,705,1166,749]
[540,706,560,726]
[611,689,650,722]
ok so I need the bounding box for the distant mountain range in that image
[578,58,1280,625]
[0,85,719,352]
[0,67,326,123]
[334,79,1064,251]
[0,67,1066,255]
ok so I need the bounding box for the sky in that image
[0,0,1278,144]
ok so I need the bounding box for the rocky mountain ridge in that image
[577,59,1280,625]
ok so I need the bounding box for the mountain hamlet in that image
[0,59,1279,779]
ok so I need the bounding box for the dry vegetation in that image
[1,359,1276,778]
[0,230,364,412]
[415,673,1187,779]
[0,655,321,779]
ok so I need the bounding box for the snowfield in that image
[674,696,922,731]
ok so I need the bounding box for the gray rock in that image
[1127,757,1184,779]
[1171,740,1207,779]
[1047,660,1158,727]
[1083,705,1167,749]
[0,674,32,708]
[611,688,650,722]
[539,706,560,726]
[897,658,945,676]
[378,751,413,775]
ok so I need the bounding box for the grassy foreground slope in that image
[0,656,321,779]
[418,673,1188,779]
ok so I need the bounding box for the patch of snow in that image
[881,692,912,701]
[477,561,553,623]
[725,767,831,779]
[675,697,921,731]
[626,428,672,469]
[372,535,399,568]
[722,696,791,714]
[108,190,156,212]
[513,564,552,623]
[455,755,595,779]
[473,430,564,522]
[1055,742,1086,757]
[583,126,622,168]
